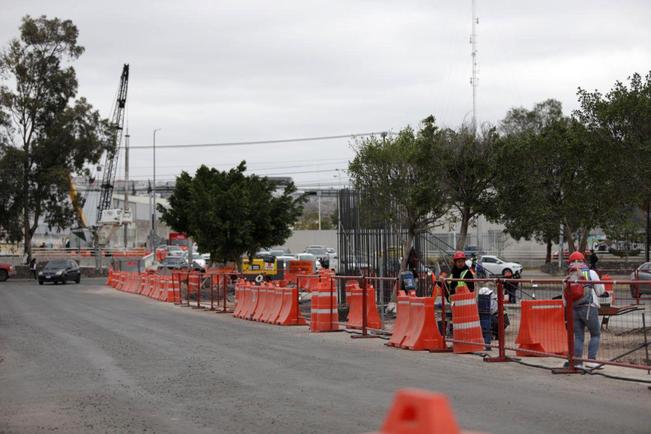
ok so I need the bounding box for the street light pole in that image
[152,128,161,247]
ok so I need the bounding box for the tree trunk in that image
[564,224,576,252]
[400,232,414,273]
[646,198,650,262]
[578,227,589,252]
[545,240,552,263]
[22,176,31,265]
[456,207,471,250]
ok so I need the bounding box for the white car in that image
[478,255,523,277]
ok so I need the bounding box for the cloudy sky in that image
[1,0,649,189]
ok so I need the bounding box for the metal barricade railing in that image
[441,277,651,373]
[107,267,651,375]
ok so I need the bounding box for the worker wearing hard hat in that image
[443,251,475,299]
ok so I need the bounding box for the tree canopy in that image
[158,162,305,265]
[440,125,499,250]
[0,15,111,259]
[348,117,449,271]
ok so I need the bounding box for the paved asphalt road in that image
[1,279,650,434]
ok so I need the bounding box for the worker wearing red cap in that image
[565,250,605,369]
[445,251,475,299]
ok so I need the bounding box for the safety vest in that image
[456,269,470,289]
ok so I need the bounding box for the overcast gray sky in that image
[1,0,649,188]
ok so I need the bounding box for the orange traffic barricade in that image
[450,290,484,354]
[400,296,447,351]
[310,277,339,332]
[346,280,381,330]
[367,388,484,434]
[387,292,410,347]
[516,300,568,356]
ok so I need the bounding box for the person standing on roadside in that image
[29,257,37,280]
[565,251,605,369]
[589,249,599,271]
[445,251,475,299]
[503,268,519,303]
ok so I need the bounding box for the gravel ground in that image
[1,278,650,434]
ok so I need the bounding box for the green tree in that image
[0,16,111,260]
[494,99,626,261]
[440,125,499,250]
[348,117,449,271]
[576,72,651,259]
[158,162,305,265]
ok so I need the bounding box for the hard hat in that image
[452,251,466,260]
[568,251,585,263]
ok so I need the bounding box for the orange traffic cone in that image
[366,388,484,434]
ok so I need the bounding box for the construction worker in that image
[446,251,475,298]
[478,285,498,350]
[565,251,606,369]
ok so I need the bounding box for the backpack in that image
[566,264,593,305]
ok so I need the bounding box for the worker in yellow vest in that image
[448,251,475,298]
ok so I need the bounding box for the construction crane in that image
[69,64,131,245]
[97,64,130,224]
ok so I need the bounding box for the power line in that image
[122,168,344,180]
[127,131,393,150]
[126,159,350,171]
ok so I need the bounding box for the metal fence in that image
[337,189,455,297]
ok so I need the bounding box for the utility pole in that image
[152,128,161,247]
[318,191,322,231]
[123,130,130,249]
[470,0,479,135]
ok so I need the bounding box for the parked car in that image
[0,263,17,282]
[160,256,205,272]
[478,255,523,277]
[38,259,81,285]
[269,248,291,257]
[630,262,651,298]
[159,256,189,270]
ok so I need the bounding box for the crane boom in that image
[97,64,129,223]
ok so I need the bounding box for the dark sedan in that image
[38,259,81,285]
[630,262,651,298]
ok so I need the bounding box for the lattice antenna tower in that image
[470,0,479,134]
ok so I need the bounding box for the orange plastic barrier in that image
[400,296,446,351]
[601,274,615,304]
[114,272,123,290]
[276,287,307,325]
[188,273,200,299]
[346,280,381,330]
[450,290,484,354]
[310,277,339,332]
[266,285,283,323]
[516,300,568,356]
[233,280,247,317]
[285,260,314,283]
[166,275,179,303]
[369,388,482,434]
[146,274,156,298]
[231,282,306,326]
[388,293,410,347]
[259,284,275,322]
[246,285,261,320]
[238,282,252,319]
[252,284,270,321]
[241,282,256,319]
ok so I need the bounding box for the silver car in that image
[630,262,651,298]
